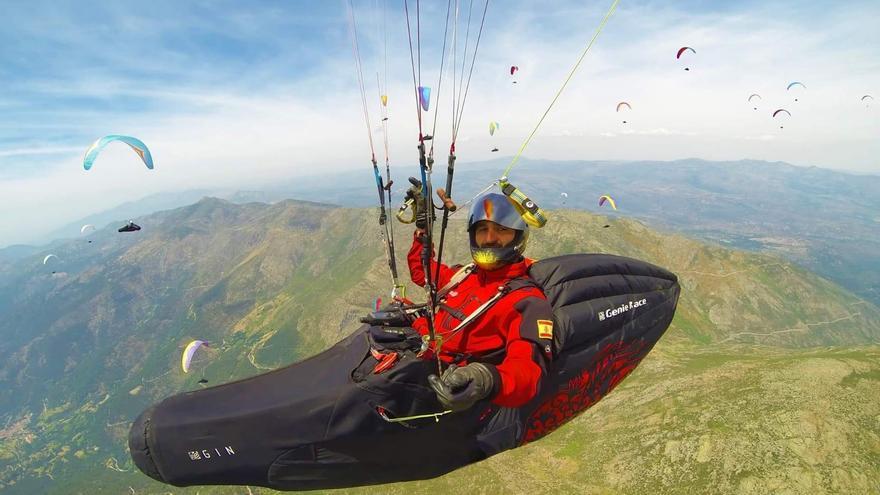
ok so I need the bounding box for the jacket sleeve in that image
[490,292,554,408]
[407,231,457,289]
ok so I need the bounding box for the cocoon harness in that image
[130,253,680,491]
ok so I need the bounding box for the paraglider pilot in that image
[118,221,142,233]
[409,188,554,412]
[128,185,680,491]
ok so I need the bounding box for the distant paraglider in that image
[560,192,568,205]
[616,101,632,123]
[83,135,154,171]
[43,254,58,273]
[118,221,142,233]
[510,65,519,83]
[380,95,388,107]
[489,121,501,153]
[676,46,695,71]
[418,86,431,112]
[862,95,874,107]
[489,122,500,151]
[748,94,762,110]
[599,195,617,210]
[181,340,210,374]
[81,224,96,243]
[786,82,806,102]
[772,108,791,128]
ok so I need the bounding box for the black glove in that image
[428,363,498,412]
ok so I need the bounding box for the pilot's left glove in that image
[428,363,499,412]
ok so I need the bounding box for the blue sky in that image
[0,0,878,246]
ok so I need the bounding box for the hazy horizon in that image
[1,0,877,245]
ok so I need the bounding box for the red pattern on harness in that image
[520,339,649,444]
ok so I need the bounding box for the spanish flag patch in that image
[537,319,554,340]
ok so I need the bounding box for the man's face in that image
[473,220,516,248]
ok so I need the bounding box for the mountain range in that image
[15,158,878,307]
[1,195,878,493]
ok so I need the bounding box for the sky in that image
[0,0,878,247]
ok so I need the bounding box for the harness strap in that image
[439,276,540,339]
[437,303,466,321]
[435,263,475,300]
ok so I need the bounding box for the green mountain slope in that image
[0,198,877,494]
[7,159,876,303]
[274,158,880,305]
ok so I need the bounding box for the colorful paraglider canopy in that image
[380,95,388,107]
[772,109,791,118]
[43,254,58,265]
[787,82,806,102]
[418,86,431,112]
[83,135,153,171]
[510,65,519,76]
[599,195,617,210]
[616,102,632,112]
[181,340,210,373]
[676,46,695,70]
[772,108,791,128]
[489,121,500,136]
[748,93,762,110]
[676,46,695,59]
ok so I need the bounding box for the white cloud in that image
[742,134,777,141]
[1,0,879,246]
[0,146,84,157]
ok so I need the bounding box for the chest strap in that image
[439,277,540,339]
[435,263,476,301]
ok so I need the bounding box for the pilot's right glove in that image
[428,363,499,412]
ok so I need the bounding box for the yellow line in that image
[503,0,620,179]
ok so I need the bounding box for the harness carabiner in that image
[396,196,418,224]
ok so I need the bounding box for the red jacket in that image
[408,233,553,408]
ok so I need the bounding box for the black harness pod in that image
[129,254,680,490]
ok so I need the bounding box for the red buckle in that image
[372,350,399,374]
